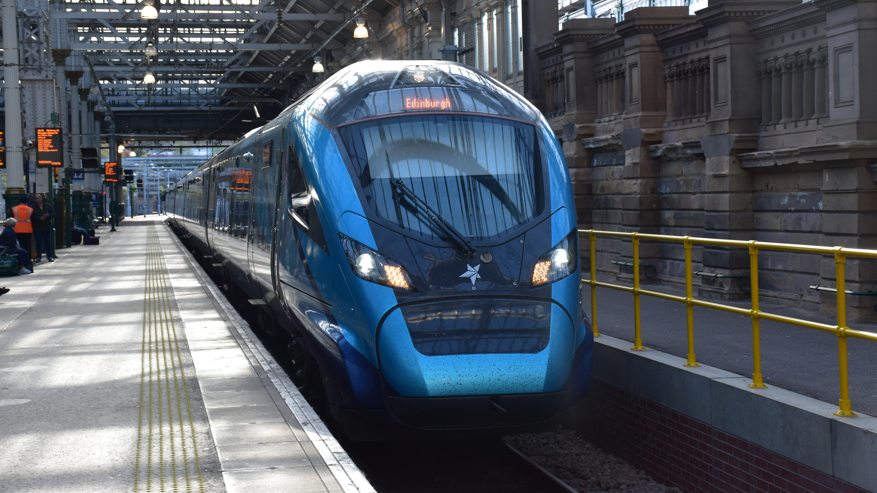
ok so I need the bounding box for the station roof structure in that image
[2,0,398,140]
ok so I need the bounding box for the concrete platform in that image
[0,217,375,493]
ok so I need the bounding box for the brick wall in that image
[564,379,871,493]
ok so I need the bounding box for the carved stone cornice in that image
[656,22,708,50]
[814,0,859,13]
[748,2,825,39]
[588,33,623,56]
[696,1,800,29]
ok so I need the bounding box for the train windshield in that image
[339,114,543,242]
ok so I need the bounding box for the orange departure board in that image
[0,130,5,147]
[36,128,63,168]
[105,161,120,182]
[0,148,5,169]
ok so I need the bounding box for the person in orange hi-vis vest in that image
[11,195,34,258]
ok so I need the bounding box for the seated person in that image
[72,224,94,238]
[1,218,32,275]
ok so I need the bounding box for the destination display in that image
[0,148,5,169]
[105,161,120,182]
[36,128,63,168]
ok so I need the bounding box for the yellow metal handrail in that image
[580,229,877,417]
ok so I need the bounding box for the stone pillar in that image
[700,134,756,299]
[695,62,705,117]
[792,54,805,121]
[780,56,793,124]
[702,60,710,117]
[802,53,815,120]
[664,67,675,123]
[680,65,690,119]
[614,67,624,115]
[759,63,771,125]
[814,50,828,119]
[596,72,604,118]
[606,70,615,115]
[674,65,683,122]
[687,62,697,119]
[770,59,782,125]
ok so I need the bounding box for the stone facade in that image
[538,0,877,322]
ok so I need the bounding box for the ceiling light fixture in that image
[141,1,158,20]
[143,71,156,84]
[353,18,368,39]
[145,41,158,57]
[312,56,324,73]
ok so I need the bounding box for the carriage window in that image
[261,140,273,168]
[288,145,310,227]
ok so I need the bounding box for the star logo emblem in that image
[460,264,481,286]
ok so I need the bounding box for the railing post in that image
[632,234,644,350]
[834,248,857,417]
[684,237,698,367]
[748,241,767,389]
[590,231,600,337]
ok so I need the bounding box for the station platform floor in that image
[0,217,375,493]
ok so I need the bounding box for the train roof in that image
[304,60,542,128]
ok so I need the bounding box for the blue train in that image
[167,60,593,438]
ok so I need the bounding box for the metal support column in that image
[2,0,27,215]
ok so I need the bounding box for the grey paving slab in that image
[211,423,299,446]
[218,442,312,470]
[223,467,329,493]
[203,389,280,408]
[205,404,288,426]
[200,376,268,393]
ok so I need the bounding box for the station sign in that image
[71,170,85,182]
[36,128,63,168]
[105,161,120,182]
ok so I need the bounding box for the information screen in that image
[0,148,5,169]
[36,128,63,168]
[0,130,5,147]
[105,161,120,182]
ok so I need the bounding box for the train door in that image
[205,164,216,251]
[246,137,261,282]
[270,129,289,309]
[249,136,280,297]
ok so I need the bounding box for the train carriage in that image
[168,60,593,438]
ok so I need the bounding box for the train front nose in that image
[376,298,574,428]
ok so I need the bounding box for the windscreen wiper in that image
[389,178,476,256]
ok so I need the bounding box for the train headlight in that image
[340,234,414,291]
[531,230,577,287]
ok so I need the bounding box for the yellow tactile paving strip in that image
[135,224,206,493]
